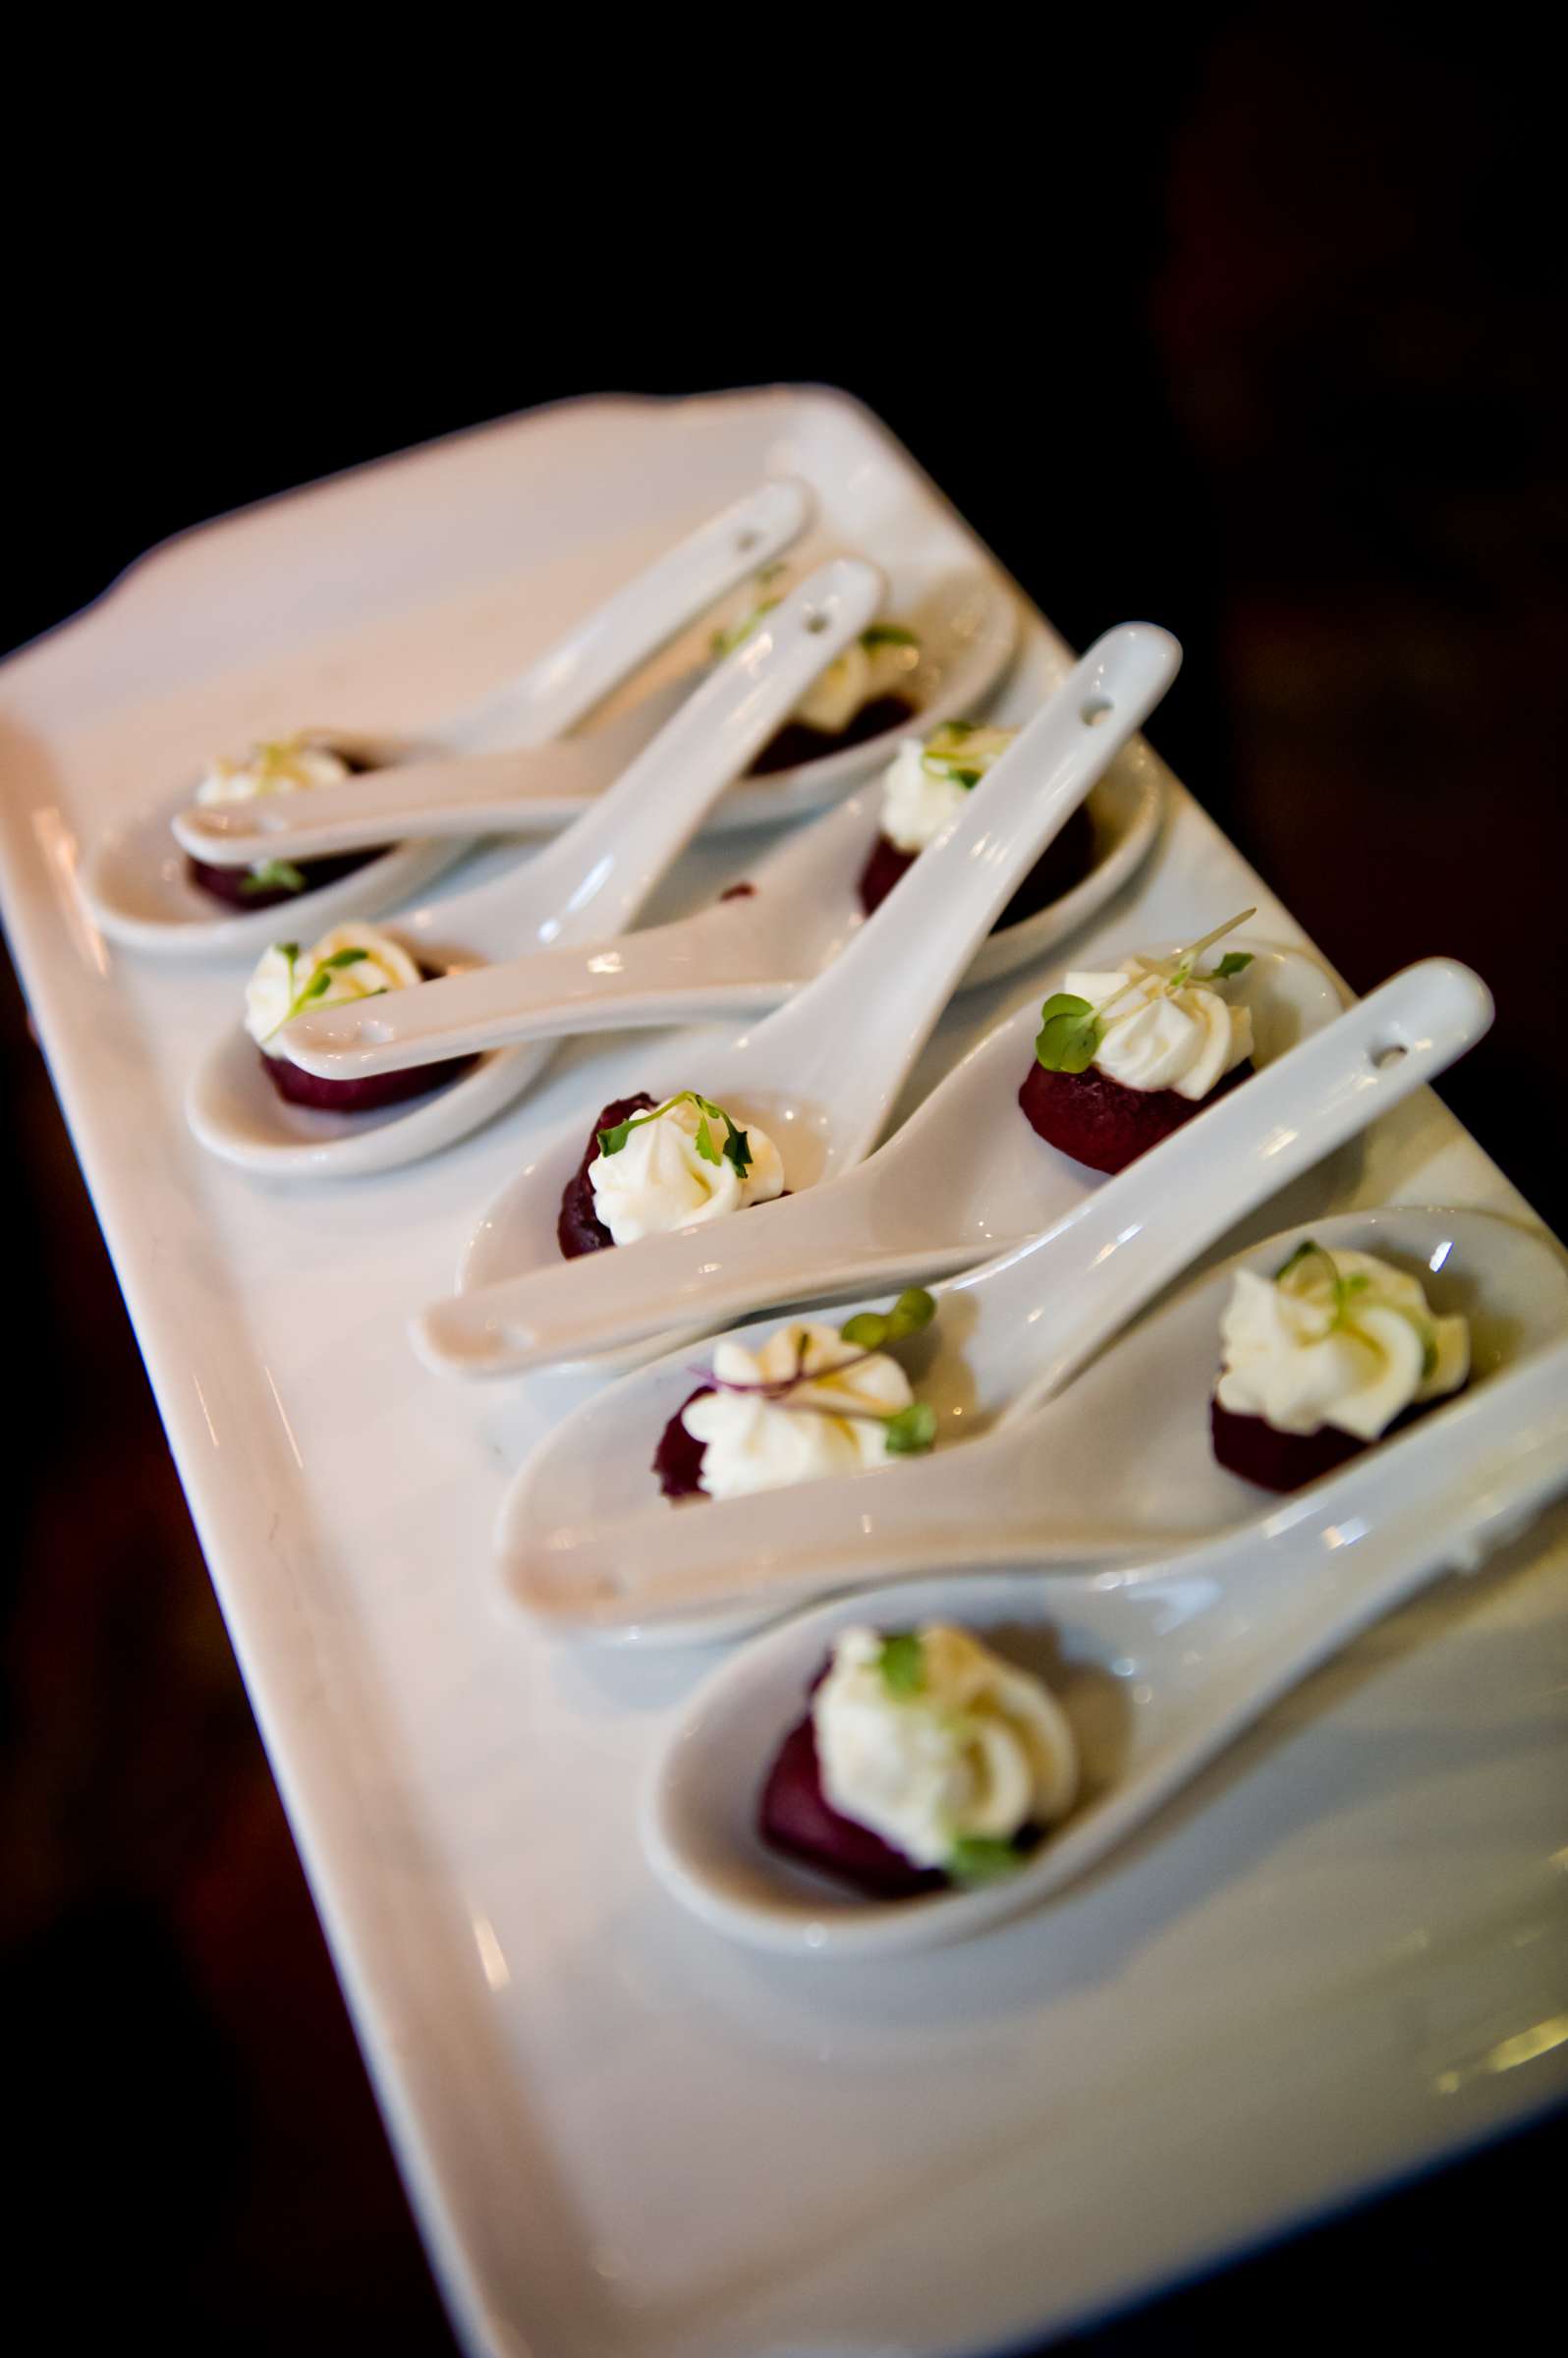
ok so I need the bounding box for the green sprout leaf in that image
[319,947,370,969]
[840,1288,937,1354]
[1211,951,1254,979]
[240,858,308,897]
[876,1632,925,1696]
[883,1401,937,1456]
[596,1091,751,1174]
[861,623,919,649]
[1034,991,1101,1075]
[947,1835,1024,1884]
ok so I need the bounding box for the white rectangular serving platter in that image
[4,387,1566,2358]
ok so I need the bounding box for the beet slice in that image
[261,1047,475,1114]
[749,694,918,778]
[189,842,390,911]
[556,1094,657,1260]
[758,1711,948,1899]
[858,798,1097,928]
[1210,1387,1453,1493]
[187,747,383,910]
[653,1387,713,1499]
[1019,1053,1253,1176]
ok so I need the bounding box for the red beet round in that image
[1210,1389,1449,1493]
[188,843,390,912]
[858,799,1097,928]
[652,1388,713,1499]
[749,694,917,777]
[261,1046,475,1114]
[556,1094,657,1260]
[758,1711,948,1899]
[1019,1054,1254,1175]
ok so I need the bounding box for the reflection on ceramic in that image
[82,478,813,956]
[497,980,1501,1639]
[184,563,885,1179]
[644,1324,1568,1957]
[281,737,1164,1085]
[427,926,1331,1381]
[414,625,1182,1373]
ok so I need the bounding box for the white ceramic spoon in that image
[496,971,1501,1637]
[643,1319,1568,1957]
[415,623,1183,1370]
[167,565,1018,867]
[278,733,1164,1085]
[183,560,885,1181]
[81,479,813,958]
[420,930,1333,1382]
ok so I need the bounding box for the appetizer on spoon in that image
[184,560,885,1180]
[414,622,1184,1370]
[419,913,1335,1378]
[82,478,814,958]
[162,561,1019,881]
[279,718,1163,1085]
[643,1325,1568,1955]
[496,966,1503,1637]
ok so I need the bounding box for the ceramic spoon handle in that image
[283,900,808,1079]
[170,477,812,861]
[989,957,1493,1418]
[433,477,814,753]
[746,623,1182,1165]
[412,1164,976,1377]
[172,743,641,864]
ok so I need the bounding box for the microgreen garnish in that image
[240,858,308,897]
[1034,910,1258,1073]
[839,1288,936,1352]
[876,1631,925,1696]
[947,1835,1023,1884]
[1273,1238,1436,1370]
[710,589,783,658]
[260,941,376,1040]
[883,1401,937,1455]
[693,1294,939,1451]
[1033,993,1101,1075]
[861,623,919,649]
[596,1091,752,1176]
[920,720,1013,790]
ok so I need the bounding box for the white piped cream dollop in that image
[879,723,1018,854]
[1062,954,1253,1099]
[587,1094,784,1247]
[196,733,350,807]
[681,1320,913,1499]
[812,1623,1079,1872]
[244,922,422,1054]
[1216,1245,1470,1441]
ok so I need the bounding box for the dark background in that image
[5,17,1563,2353]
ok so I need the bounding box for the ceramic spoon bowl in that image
[80,478,815,958]
[642,1322,1568,1957]
[424,937,1336,1378]
[182,561,887,1181]
[277,728,1164,1086]
[416,624,1184,1370]
[496,966,1505,1641]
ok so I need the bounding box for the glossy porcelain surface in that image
[182,560,885,1179]
[645,1316,1568,1957]
[422,626,1181,1374]
[3,389,1565,2358]
[436,935,1339,1380]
